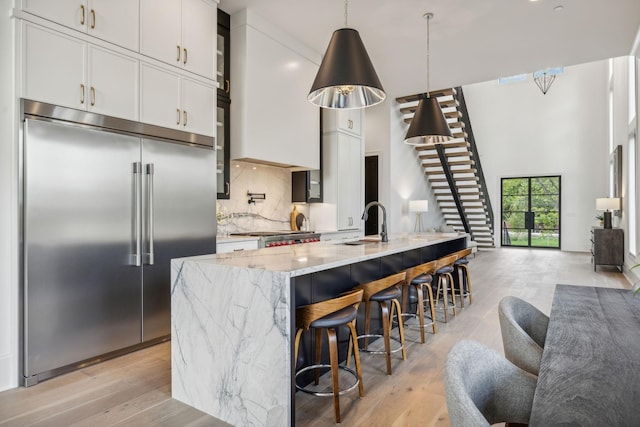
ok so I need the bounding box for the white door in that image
[181,0,215,78]
[337,132,362,230]
[88,45,138,120]
[140,63,181,130]
[22,0,87,32]
[139,0,181,67]
[88,0,139,50]
[181,77,215,136]
[22,23,86,110]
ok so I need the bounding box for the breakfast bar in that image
[170,233,465,426]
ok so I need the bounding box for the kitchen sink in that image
[343,239,380,245]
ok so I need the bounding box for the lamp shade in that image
[596,197,620,211]
[308,28,385,109]
[404,96,453,145]
[409,200,429,212]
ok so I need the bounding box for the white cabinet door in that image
[140,63,181,129]
[23,0,86,32]
[22,23,86,110]
[324,109,362,136]
[140,63,214,136]
[88,45,138,120]
[181,0,215,78]
[181,77,214,136]
[23,0,139,50]
[88,0,139,51]
[216,239,259,253]
[336,132,362,230]
[140,0,181,67]
[140,0,214,79]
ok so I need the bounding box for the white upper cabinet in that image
[140,0,215,79]
[323,109,362,136]
[22,22,138,121]
[140,63,214,136]
[22,0,139,51]
[230,10,320,169]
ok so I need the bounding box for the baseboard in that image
[0,352,17,391]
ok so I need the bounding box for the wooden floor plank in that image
[0,249,629,427]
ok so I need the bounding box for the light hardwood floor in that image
[0,248,630,427]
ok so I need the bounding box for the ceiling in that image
[218,0,640,99]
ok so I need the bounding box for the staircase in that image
[396,87,495,249]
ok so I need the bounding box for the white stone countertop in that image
[179,232,465,277]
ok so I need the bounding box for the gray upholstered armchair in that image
[498,296,549,375]
[444,339,537,427]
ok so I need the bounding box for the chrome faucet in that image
[362,201,388,242]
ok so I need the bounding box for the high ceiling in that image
[218,0,640,99]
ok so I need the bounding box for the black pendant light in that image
[308,0,385,109]
[404,13,452,145]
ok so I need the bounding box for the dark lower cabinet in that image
[292,237,466,385]
[591,227,623,271]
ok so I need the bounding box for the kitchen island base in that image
[171,234,465,426]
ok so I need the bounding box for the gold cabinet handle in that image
[80,5,85,25]
[176,45,181,62]
[90,86,95,106]
[183,48,187,65]
[91,9,95,29]
[176,109,181,125]
[80,84,85,104]
[225,182,230,196]
[225,79,230,94]
[348,119,353,129]
[183,110,187,126]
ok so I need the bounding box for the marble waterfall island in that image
[171,234,466,426]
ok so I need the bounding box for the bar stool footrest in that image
[392,313,435,330]
[356,334,404,355]
[295,364,359,397]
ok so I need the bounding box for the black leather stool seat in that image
[370,285,402,302]
[454,258,469,266]
[411,274,432,285]
[310,306,358,329]
[436,265,454,274]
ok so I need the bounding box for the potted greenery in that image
[595,214,604,226]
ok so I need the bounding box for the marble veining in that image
[171,233,465,426]
[172,261,292,426]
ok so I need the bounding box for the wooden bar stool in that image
[398,260,438,343]
[453,247,473,308]
[432,253,458,322]
[351,271,407,375]
[294,289,365,423]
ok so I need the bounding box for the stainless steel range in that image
[230,231,321,248]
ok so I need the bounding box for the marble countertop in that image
[180,232,465,277]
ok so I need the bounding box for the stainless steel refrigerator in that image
[21,100,217,386]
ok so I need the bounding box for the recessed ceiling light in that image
[554,5,564,11]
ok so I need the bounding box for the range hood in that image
[230,9,321,169]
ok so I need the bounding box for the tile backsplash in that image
[216,161,310,235]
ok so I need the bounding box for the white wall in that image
[0,0,18,391]
[364,100,444,237]
[462,60,610,252]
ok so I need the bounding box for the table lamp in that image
[409,200,429,232]
[596,197,620,229]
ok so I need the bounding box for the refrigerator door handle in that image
[146,163,155,265]
[133,162,142,266]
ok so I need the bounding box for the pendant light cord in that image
[426,13,432,98]
[344,0,349,27]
